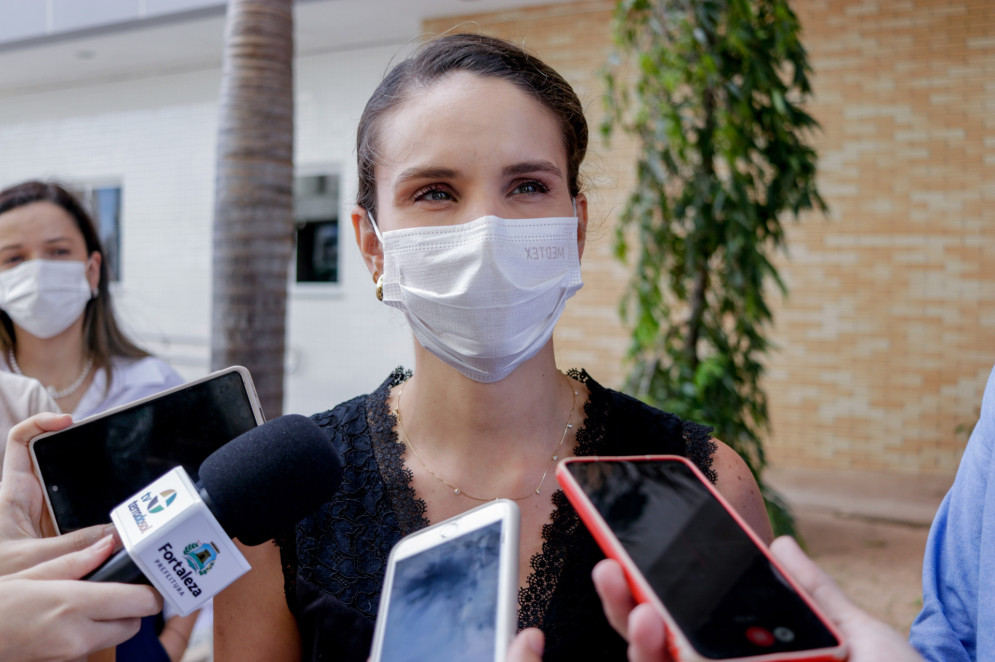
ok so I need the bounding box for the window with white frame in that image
[294,173,339,284]
[79,184,122,282]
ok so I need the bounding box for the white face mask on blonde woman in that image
[0,259,93,338]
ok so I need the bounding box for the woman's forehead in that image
[375,72,567,181]
[0,201,81,241]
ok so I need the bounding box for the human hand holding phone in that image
[0,412,74,562]
[592,557,670,661]
[765,539,922,662]
[589,538,924,662]
[557,455,846,661]
[29,366,264,535]
[0,411,129,583]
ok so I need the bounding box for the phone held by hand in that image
[370,499,520,662]
[556,455,846,662]
[30,365,265,535]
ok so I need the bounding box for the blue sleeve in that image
[909,364,995,662]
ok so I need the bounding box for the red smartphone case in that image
[556,455,847,662]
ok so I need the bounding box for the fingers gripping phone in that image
[370,499,520,662]
[557,456,846,662]
[29,366,265,535]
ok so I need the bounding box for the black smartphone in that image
[557,455,846,662]
[30,366,265,534]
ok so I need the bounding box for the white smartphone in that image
[557,455,847,662]
[370,499,520,662]
[30,365,265,535]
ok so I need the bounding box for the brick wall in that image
[768,0,995,474]
[425,0,995,476]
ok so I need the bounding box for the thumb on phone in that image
[3,412,74,479]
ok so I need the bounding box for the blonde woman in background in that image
[0,180,192,661]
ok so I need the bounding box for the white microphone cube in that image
[110,466,251,616]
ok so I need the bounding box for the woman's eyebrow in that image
[393,166,460,192]
[502,161,562,178]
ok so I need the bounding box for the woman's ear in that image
[351,206,383,281]
[574,194,588,261]
[86,252,102,292]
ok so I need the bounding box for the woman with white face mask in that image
[0,181,184,420]
[216,34,772,662]
[0,181,194,662]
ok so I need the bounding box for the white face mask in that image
[371,212,583,383]
[0,259,94,339]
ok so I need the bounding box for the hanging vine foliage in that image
[603,0,826,535]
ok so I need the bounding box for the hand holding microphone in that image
[85,414,343,616]
[0,534,162,662]
[0,411,340,661]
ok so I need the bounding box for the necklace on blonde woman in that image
[394,376,578,502]
[8,349,93,400]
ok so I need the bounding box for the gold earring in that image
[375,274,384,301]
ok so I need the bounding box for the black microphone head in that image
[198,414,342,545]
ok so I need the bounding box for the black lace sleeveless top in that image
[278,368,716,661]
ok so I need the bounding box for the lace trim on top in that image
[366,367,716,637]
[368,368,427,536]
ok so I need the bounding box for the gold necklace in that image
[394,376,578,502]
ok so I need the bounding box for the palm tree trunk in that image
[211,0,294,417]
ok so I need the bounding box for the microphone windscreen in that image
[198,414,342,545]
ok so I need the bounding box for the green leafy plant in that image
[602,0,826,536]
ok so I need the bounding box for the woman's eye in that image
[512,180,550,195]
[413,187,454,203]
[1,256,22,267]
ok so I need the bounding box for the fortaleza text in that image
[155,543,203,597]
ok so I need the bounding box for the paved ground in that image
[793,507,930,634]
[767,466,954,635]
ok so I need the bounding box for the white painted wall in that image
[0,41,417,417]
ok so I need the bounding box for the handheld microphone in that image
[85,414,342,615]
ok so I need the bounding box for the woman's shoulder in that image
[282,370,408,620]
[74,355,185,418]
[573,369,770,540]
[110,355,184,390]
[309,367,408,441]
[309,392,373,448]
[572,368,717,482]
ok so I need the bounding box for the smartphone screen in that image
[32,369,262,534]
[565,459,840,659]
[373,500,518,662]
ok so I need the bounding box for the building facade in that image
[0,0,991,475]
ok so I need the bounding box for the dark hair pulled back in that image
[356,33,588,218]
